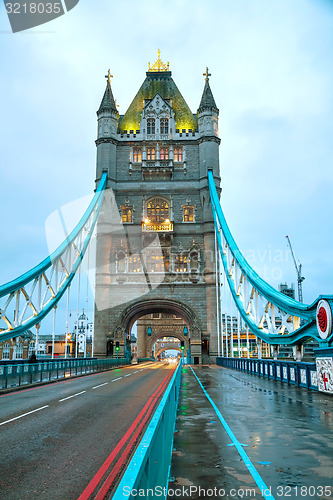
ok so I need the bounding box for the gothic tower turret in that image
[198,68,220,179]
[96,70,118,187]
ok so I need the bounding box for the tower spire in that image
[98,69,117,114]
[198,67,218,113]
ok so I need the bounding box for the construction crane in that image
[285,235,305,303]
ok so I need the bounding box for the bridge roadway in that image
[0,361,174,500]
[168,366,333,500]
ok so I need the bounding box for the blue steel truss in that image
[0,173,107,342]
[208,170,333,347]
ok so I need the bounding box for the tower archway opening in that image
[128,310,190,363]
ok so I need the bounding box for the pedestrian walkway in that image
[168,365,333,500]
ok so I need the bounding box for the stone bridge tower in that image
[94,53,221,363]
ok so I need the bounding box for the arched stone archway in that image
[107,298,202,362]
[149,333,189,360]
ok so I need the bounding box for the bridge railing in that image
[112,362,182,499]
[217,357,318,391]
[0,356,128,390]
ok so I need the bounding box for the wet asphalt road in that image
[169,365,333,500]
[0,362,172,500]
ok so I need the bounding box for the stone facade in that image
[94,56,221,363]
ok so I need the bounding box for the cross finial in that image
[203,67,211,82]
[105,69,113,85]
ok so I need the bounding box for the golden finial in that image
[203,67,211,82]
[105,69,113,85]
[148,49,170,72]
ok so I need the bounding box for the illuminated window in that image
[174,254,187,272]
[121,206,133,223]
[147,198,169,223]
[147,148,156,160]
[183,205,195,222]
[146,249,169,272]
[128,255,142,273]
[147,118,155,135]
[174,147,183,162]
[160,118,169,134]
[133,148,142,162]
[160,148,169,160]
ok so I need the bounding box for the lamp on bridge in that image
[183,326,188,336]
[147,326,152,336]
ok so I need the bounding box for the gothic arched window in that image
[147,198,170,223]
[160,118,169,134]
[174,147,183,162]
[160,148,169,160]
[183,205,195,222]
[147,148,156,160]
[174,254,187,273]
[133,148,142,162]
[145,249,167,273]
[121,206,133,223]
[147,118,155,135]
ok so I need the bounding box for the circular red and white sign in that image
[316,300,332,340]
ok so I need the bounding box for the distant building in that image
[279,282,295,299]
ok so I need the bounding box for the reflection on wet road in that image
[168,365,333,499]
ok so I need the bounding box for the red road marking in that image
[78,368,174,500]
[94,370,174,500]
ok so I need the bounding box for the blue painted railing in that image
[112,363,182,499]
[217,357,318,391]
[0,356,128,390]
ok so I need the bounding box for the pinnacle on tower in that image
[97,69,117,114]
[198,67,218,113]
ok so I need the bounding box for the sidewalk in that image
[167,365,333,500]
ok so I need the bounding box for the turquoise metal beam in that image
[208,170,333,346]
[0,172,107,342]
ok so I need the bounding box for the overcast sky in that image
[0,0,332,333]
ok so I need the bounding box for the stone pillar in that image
[136,323,147,358]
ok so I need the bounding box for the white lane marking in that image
[92,383,108,390]
[112,377,122,382]
[59,391,86,402]
[133,371,139,374]
[124,374,132,377]
[139,369,144,372]
[0,405,49,427]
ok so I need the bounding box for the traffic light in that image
[115,341,120,351]
[180,340,185,350]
